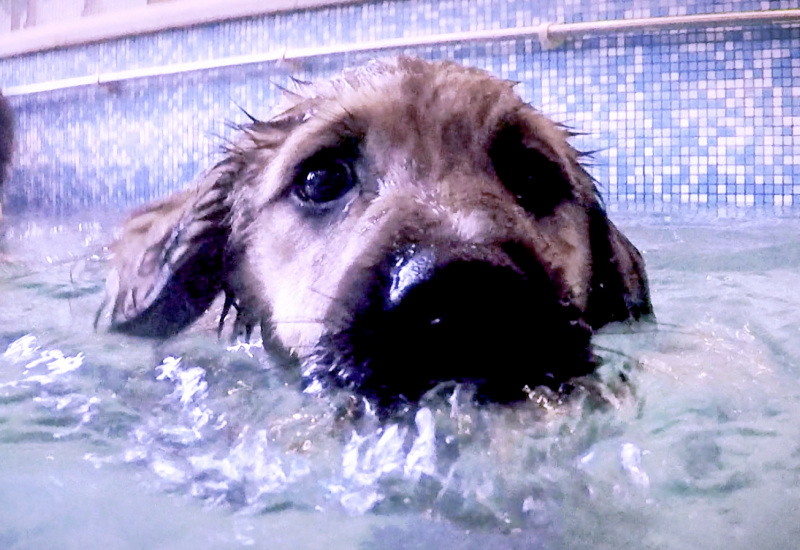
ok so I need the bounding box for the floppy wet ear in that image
[584,203,653,329]
[99,169,232,338]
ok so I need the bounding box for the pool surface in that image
[1,209,799,549]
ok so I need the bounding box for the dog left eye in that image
[293,158,356,205]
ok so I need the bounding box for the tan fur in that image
[101,57,652,403]
[230,59,597,350]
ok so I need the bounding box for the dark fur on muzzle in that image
[304,242,596,407]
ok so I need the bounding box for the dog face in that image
[102,58,652,406]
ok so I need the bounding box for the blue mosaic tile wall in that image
[1,0,799,213]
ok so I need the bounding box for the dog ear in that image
[584,203,653,329]
[98,167,234,338]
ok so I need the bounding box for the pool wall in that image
[1,0,799,213]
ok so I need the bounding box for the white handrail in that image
[4,9,799,98]
[0,0,364,59]
[552,9,800,35]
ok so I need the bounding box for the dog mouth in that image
[302,245,596,408]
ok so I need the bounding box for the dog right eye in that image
[489,122,574,219]
[291,145,359,208]
[293,158,355,205]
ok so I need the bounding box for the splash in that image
[2,334,85,386]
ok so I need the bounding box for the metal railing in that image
[4,9,800,98]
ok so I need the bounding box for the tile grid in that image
[0,0,798,212]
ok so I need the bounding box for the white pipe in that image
[0,0,365,59]
[4,9,800,98]
[553,9,800,35]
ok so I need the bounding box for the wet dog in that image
[100,58,652,407]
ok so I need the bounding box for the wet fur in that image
[100,58,652,406]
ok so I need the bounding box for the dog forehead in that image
[284,59,578,183]
[292,59,523,151]
[254,58,590,210]
[346,60,519,133]
[304,58,518,107]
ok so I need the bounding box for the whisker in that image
[307,286,338,302]
[270,319,325,326]
[229,97,262,123]
[271,79,305,99]
[305,286,356,321]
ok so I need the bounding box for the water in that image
[1,210,799,550]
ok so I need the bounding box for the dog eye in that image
[292,147,358,206]
[489,123,574,218]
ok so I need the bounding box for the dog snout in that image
[328,253,595,406]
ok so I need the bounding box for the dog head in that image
[102,58,651,406]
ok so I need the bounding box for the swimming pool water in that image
[1,210,799,550]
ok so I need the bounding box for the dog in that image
[100,57,652,408]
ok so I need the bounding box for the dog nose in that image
[352,259,595,405]
[388,246,436,307]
